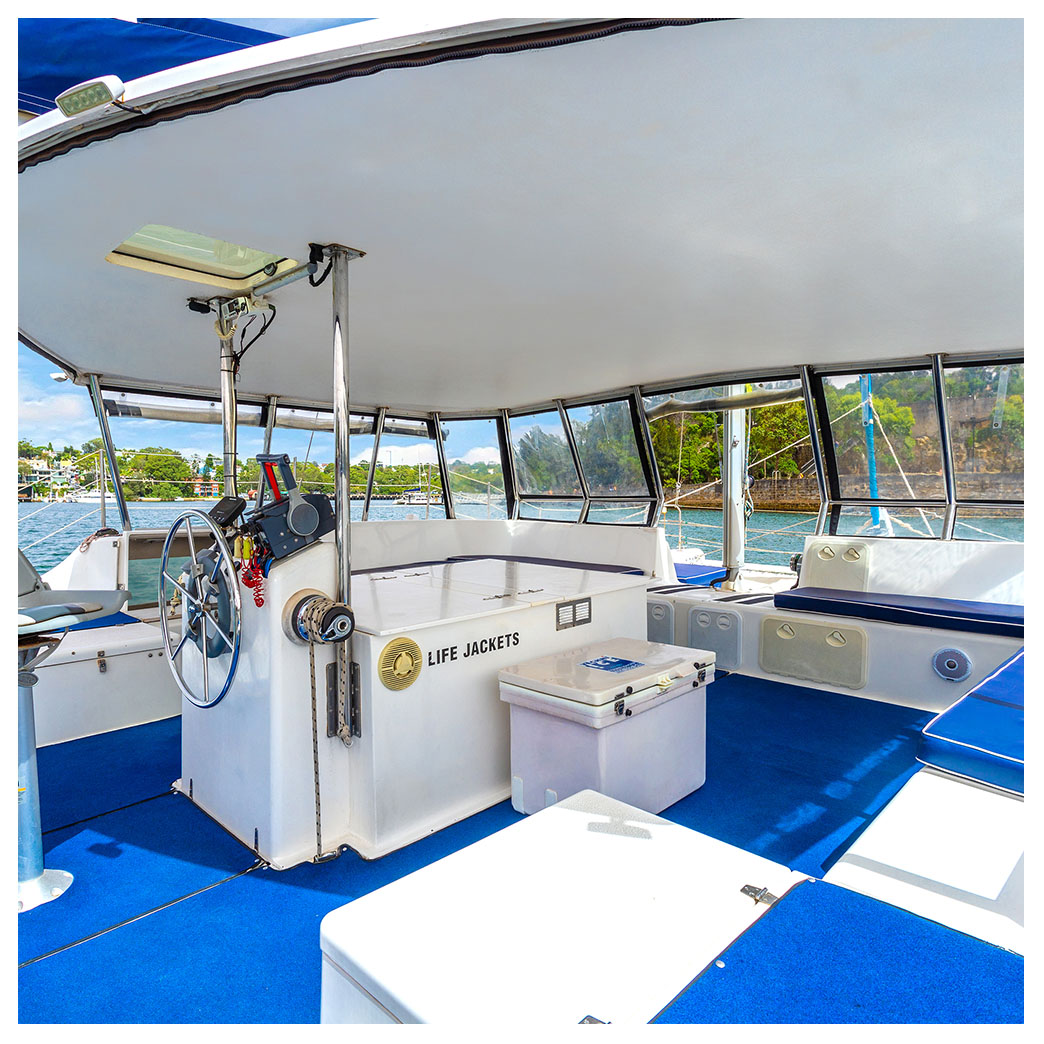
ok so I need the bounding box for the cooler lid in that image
[498,637,713,706]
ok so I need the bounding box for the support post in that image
[87,374,132,531]
[262,395,278,454]
[363,408,386,521]
[433,412,455,518]
[931,354,958,539]
[633,387,664,527]
[329,246,364,609]
[219,328,238,498]
[18,639,73,912]
[721,391,747,581]
[329,245,363,746]
[98,448,106,528]
[800,365,830,535]
[558,400,590,523]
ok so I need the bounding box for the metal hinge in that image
[348,661,361,738]
[740,884,778,906]
[328,660,362,739]
[97,650,107,673]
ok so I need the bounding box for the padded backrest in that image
[18,548,47,597]
[334,518,673,578]
[799,535,1024,604]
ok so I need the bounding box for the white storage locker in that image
[499,637,714,814]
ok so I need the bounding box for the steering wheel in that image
[158,509,242,708]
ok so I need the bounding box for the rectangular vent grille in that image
[556,597,592,630]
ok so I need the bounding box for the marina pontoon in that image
[17,17,1023,1024]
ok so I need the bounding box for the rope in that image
[300,596,340,861]
[869,404,935,536]
[17,502,59,523]
[299,595,354,861]
[21,508,99,549]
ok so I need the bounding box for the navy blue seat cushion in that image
[673,563,728,586]
[918,650,1024,794]
[773,587,1023,639]
[68,610,139,631]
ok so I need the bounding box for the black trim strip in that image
[42,790,172,836]
[809,371,841,502]
[20,20,726,172]
[967,692,1023,711]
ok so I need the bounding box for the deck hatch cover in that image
[106,224,298,289]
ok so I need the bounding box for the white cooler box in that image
[498,637,714,814]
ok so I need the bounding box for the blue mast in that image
[859,373,882,528]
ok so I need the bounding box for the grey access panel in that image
[688,606,742,672]
[759,614,867,690]
[647,599,675,645]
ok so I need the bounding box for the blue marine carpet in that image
[19,793,255,965]
[654,880,1023,1023]
[37,716,181,831]
[658,673,932,877]
[19,800,523,1023]
[21,677,936,1023]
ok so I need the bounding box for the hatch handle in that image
[740,884,779,906]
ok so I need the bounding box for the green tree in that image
[120,447,193,499]
[748,401,813,478]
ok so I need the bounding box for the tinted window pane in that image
[831,505,942,538]
[586,501,651,525]
[518,499,583,522]
[944,363,1024,502]
[509,410,581,495]
[566,400,649,496]
[822,369,944,500]
[954,506,1024,542]
[441,417,508,519]
[371,416,445,519]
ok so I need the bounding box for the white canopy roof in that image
[18,18,1023,413]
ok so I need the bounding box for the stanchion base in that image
[18,868,74,913]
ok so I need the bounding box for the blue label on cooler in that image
[580,656,645,674]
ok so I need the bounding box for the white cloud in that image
[375,444,439,467]
[459,446,501,465]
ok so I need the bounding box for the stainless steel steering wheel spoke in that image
[158,510,242,709]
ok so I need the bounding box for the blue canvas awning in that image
[18,18,368,116]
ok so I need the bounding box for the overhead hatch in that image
[106,223,299,290]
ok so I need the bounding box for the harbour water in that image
[19,500,1022,605]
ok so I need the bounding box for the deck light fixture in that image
[55,76,127,118]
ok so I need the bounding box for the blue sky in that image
[18,342,500,466]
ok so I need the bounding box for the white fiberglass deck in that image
[823,768,1024,953]
[350,559,650,636]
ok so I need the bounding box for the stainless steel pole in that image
[219,330,238,498]
[87,374,132,531]
[362,407,386,521]
[262,395,278,454]
[721,391,747,581]
[98,448,106,528]
[330,246,357,608]
[329,245,363,746]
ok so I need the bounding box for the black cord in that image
[308,261,333,287]
[232,303,276,377]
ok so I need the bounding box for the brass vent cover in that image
[378,638,423,690]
